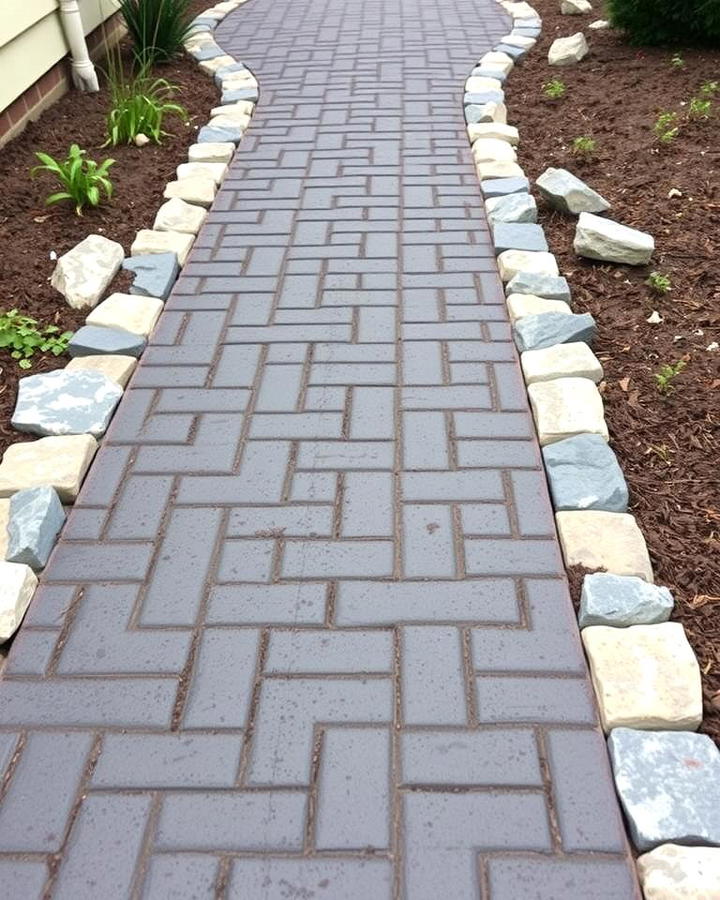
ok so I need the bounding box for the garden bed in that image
[0,0,215,457]
[505,1,720,742]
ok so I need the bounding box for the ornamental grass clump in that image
[105,60,189,146]
[118,0,194,66]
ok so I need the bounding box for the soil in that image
[505,2,720,743]
[0,0,215,456]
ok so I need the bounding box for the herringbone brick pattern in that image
[0,0,639,896]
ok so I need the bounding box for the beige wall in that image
[0,0,118,114]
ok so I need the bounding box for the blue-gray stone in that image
[505,271,572,302]
[214,62,250,88]
[69,326,146,359]
[220,87,259,105]
[608,729,720,852]
[123,253,178,301]
[580,573,674,628]
[480,177,530,198]
[513,311,596,352]
[11,369,123,438]
[513,25,542,36]
[495,43,527,60]
[466,104,503,125]
[6,486,65,570]
[198,125,244,144]
[536,167,611,215]
[470,67,508,83]
[464,90,505,106]
[190,42,224,61]
[542,434,629,513]
[492,222,548,254]
[487,192,537,224]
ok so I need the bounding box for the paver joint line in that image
[0,0,639,896]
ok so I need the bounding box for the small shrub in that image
[31,144,114,215]
[688,96,712,120]
[0,310,72,369]
[542,78,566,100]
[606,0,720,46]
[118,0,194,65]
[571,135,597,158]
[653,111,679,144]
[105,62,188,145]
[646,271,672,294]
[654,360,686,394]
[670,53,685,69]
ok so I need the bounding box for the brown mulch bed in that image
[505,2,720,743]
[0,0,216,457]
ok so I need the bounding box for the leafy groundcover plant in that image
[118,0,194,65]
[31,144,114,215]
[0,310,73,369]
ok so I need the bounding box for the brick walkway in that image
[0,0,640,896]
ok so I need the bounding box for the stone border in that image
[470,1,720,888]
[0,0,255,643]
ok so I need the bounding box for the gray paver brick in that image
[217,538,275,582]
[282,539,394,578]
[0,860,48,898]
[342,471,394,537]
[476,676,596,724]
[403,503,457,577]
[403,411,449,469]
[208,582,327,624]
[143,855,218,900]
[265,630,393,673]
[228,859,393,899]
[486,858,638,900]
[402,626,466,725]
[403,470,505,501]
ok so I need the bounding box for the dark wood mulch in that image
[0,0,216,457]
[505,1,720,743]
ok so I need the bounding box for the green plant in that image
[105,60,188,145]
[654,111,679,144]
[30,144,114,215]
[670,53,685,69]
[571,135,597,157]
[117,0,194,65]
[646,271,672,294]
[688,96,712,120]
[0,310,72,369]
[606,0,720,46]
[700,81,719,97]
[654,359,686,394]
[542,78,566,99]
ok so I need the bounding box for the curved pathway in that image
[0,0,638,896]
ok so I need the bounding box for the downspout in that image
[58,0,99,92]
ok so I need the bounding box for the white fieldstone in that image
[582,623,702,731]
[131,229,194,266]
[506,293,572,323]
[478,52,514,74]
[521,341,604,384]
[475,160,525,180]
[198,54,236,75]
[555,510,654,581]
[637,844,720,899]
[589,18,611,29]
[0,561,37,641]
[210,101,254,119]
[472,138,517,163]
[548,32,589,66]
[163,176,216,208]
[536,167,610,215]
[176,161,228,185]
[0,435,97,503]
[188,141,235,164]
[497,250,560,281]
[207,114,250,131]
[50,234,125,311]
[66,355,137,387]
[465,75,504,94]
[528,377,608,445]
[467,122,519,145]
[154,198,208,236]
[561,0,592,14]
[574,212,655,265]
[467,101,507,124]
[0,498,9,559]
[504,1,539,19]
[499,33,536,49]
[86,293,163,338]
[220,70,258,90]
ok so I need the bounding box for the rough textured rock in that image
[583,623,702,731]
[176,161,228,184]
[574,212,654,265]
[505,271,571,302]
[86,293,163,338]
[589,18,611,29]
[529,377,608,445]
[561,0,592,13]
[220,87,259,105]
[68,325,146,359]
[469,67,508,84]
[495,42,527,61]
[0,561,37,642]
[475,160,524,180]
[637,844,720,899]
[506,293,571,323]
[198,54,236,75]
[163,175,216,208]
[542,433,628,512]
[580,573,674,628]
[608,729,720,852]
[497,250,559,281]
[465,75,505,94]
[467,122,519,145]
[153,197,208,235]
[6,486,65,570]
[485,192,537,224]
[0,498,9,560]
[548,32,589,65]
[11,369,123,438]
[465,101,507,125]
[131,229,194,266]
[555,510,653,580]
[65,355,137,388]
[123,253,179,300]
[513,311,596,352]
[50,234,124,310]
[478,51,515,74]
[536,167,610,215]
[521,341,603,384]
[493,222,548,254]
[188,141,235,163]
[480,176,529,198]
[198,123,245,143]
[0,434,97,502]
[472,138,517,164]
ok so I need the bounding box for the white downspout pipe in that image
[58,0,99,92]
